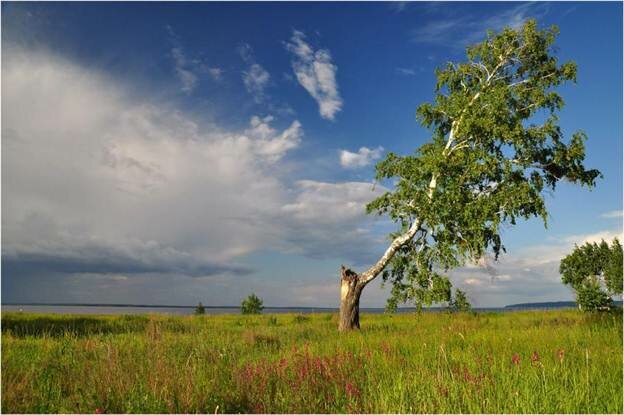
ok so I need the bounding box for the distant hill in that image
[505,300,623,309]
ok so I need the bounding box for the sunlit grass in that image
[1,310,622,413]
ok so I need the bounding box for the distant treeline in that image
[7,301,623,311]
[505,301,623,309]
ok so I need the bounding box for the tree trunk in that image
[338,266,364,331]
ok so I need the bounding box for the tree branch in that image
[358,47,522,287]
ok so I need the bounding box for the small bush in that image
[195,302,206,315]
[450,289,472,312]
[241,293,264,315]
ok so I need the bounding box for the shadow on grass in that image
[1,314,150,337]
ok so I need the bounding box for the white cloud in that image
[238,43,253,63]
[2,47,386,294]
[285,30,343,120]
[448,227,623,306]
[244,115,302,163]
[564,230,623,246]
[339,146,384,169]
[279,180,389,264]
[283,180,386,224]
[412,19,464,45]
[411,2,550,48]
[168,27,223,93]
[601,210,623,219]
[206,67,223,81]
[238,43,271,103]
[2,49,301,272]
[396,67,417,76]
[519,229,624,266]
[171,47,198,93]
[243,63,270,103]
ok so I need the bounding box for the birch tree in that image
[338,20,601,331]
[560,238,623,311]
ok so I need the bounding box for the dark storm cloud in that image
[2,250,253,278]
[2,254,253,277]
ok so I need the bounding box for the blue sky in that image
[2,1,622,307]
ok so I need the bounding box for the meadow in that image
[1,310,622,414]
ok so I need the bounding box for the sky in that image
[2,1,622,308]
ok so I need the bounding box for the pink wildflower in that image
[511,353,521,365]
[345,382,360,399]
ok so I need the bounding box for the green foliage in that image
[368,20,600,311]
[292,314,311,324]
[605,239,623,295]
[195,302,206,315]
[560,238,623,311]
[2,311,622,413]
[241,293,264,315]
[450,289,472,312]
[575,281,613,312]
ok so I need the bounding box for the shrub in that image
[450,289,471,312]
[241,293,264,315]
[194,302,206,315]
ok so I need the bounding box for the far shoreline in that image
[0,301,603,316]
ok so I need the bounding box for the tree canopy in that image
[560,238,622,311]
[366,20,601,311]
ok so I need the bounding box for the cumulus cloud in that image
[245,115,302,163]
[279,180,389,264]
[283,180,385,224]
[285,30,343,120]
[2,49,301,278]
[339,146,384,169]
[2,47,386,302]
[448,227,623,306]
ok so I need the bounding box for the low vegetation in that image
[2,310,622,413]
[194,302,206,315]
[241,293,264,315]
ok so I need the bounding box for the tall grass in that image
[2,310,622,413]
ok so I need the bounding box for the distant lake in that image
[1,305,344,315]
[0,304,561,315]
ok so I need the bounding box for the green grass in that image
[1,310,622,413]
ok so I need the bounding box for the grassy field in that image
[1,310,622,413]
